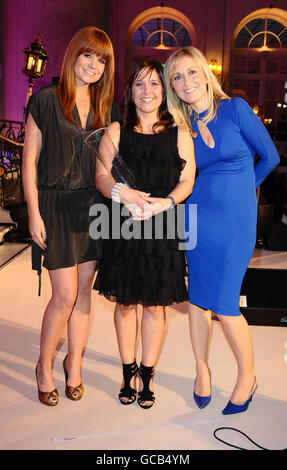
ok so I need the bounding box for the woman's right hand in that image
[28,213,47,250]
[119,186,152,219]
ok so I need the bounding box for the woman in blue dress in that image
[164,47,280,414]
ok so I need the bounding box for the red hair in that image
[57,26,114,128]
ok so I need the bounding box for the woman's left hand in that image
[132,197,172,220]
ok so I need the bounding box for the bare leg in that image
[139,305,166,406]
[216,313,256,403]
[36,266,78,392]
[188,303,212,396]
[141,305,166,366]
[66,260,97,387]
[114,303,138,403]
[114,303,138,363]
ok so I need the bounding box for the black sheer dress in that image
[25,84,120,275]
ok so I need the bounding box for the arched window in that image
[132,17,192,48]
[230,8,287,142]
[126,7,196,71]
[234,17,287,49]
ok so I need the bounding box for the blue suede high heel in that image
[222,378,257,415]
[193,377,211,409]
[193,390,211,409]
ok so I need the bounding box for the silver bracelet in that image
[111,182,126,203]
[166,195,176,208]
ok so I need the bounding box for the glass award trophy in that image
[85,127,139,189]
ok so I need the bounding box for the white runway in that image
[0,246,287,451]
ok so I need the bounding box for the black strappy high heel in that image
[119,360,138,405]
[137,362,155,409]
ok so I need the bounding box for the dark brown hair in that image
[123,58,174,133]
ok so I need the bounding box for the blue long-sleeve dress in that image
[185,97,280,316]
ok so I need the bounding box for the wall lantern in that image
[23,33,49,104]
[208,59,222,81]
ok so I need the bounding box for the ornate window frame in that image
[125,7,197,72]
[230,8,287,138]
[232,7,287,50]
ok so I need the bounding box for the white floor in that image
[0,247,287,451]
[249,248,287,270]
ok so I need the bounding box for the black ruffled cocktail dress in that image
[93,126,188,306]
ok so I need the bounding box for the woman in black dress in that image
[22,26,119,406]
[94,59,195,408]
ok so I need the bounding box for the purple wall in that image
[1,0,287,121]
[1,0,104,121]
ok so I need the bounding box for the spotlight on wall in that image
[23,33,49,105]
[253,105,259,115]
[252,104,264,121]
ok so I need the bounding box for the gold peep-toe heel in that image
[35,364,59,407]
[63,355,84,401]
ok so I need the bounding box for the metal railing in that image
[0,118,25,143]
[0,133,24,207]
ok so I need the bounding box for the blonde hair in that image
[57,26,115,129]
[164,46,229,134]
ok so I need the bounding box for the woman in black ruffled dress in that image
[94,59,195,408]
